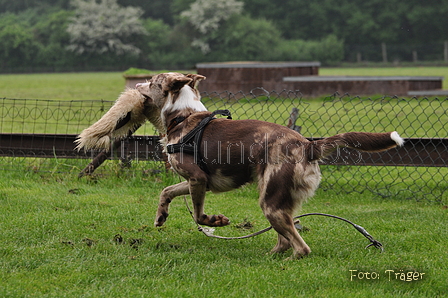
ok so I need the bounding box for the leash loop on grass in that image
[291,213,384,253]
[183,195,383,252]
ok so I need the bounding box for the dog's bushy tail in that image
[307,131,404,161]
[75,89,150,151]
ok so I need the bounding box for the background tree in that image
[210,15,282,61]
[180,0,244,54]
[138,18,183,69]
[1,0,448,72]
[66,0,147,56]
[0,0,70,12]
[117,0,176,25]
[273,35,344,65]
[242,0,448,62]
[0,14,40,69]
[34,10,75,69]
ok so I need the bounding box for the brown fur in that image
[134,73,404,259]
[77,72,404,259]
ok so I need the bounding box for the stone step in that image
[408,90,448,96]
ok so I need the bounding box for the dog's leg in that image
[259,168,311,259]
[264,209,311,259]
[189,175,230,227]
[271,234,292,253]
[155,181,190,227]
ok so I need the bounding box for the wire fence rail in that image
[1,92,447,203]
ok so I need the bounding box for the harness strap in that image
[166,109,232,174]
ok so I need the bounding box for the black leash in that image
[183,196,383,252]
[291,213,384,252]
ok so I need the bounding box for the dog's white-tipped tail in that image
[391,131,405,147]
[308,131,405,161]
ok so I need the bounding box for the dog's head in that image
[136,72,207,117]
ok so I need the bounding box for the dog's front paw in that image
[154,211,169,227]
[197,214,230,227]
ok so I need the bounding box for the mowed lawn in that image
[1,66,448,101]
[0,68,447,297]
[0,168,447,297]
[0,72,125,101]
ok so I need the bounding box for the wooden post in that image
[287,108,301,133]
[381,43,388,63]
[413,50,418,62]
[357,52,362,63]
[444,41,448,62]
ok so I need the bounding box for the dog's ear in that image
[186,74,206,89]
[165,74,192,92]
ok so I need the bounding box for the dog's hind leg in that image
[263,207,311,259]
[259,168,311,259]
[155,181,190,227]
[271,234,292,253]
[189,174,230,227]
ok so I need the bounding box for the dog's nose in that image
[136,83,143,88]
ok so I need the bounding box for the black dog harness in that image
[166,110,232,174]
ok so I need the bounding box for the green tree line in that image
[1,0,447,72]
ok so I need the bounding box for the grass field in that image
[0,72,125,101]
[0,66,447,100]
[0,68,447,297]
[0,167,447,297]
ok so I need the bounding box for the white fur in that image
[208,169,236,193]
[162,85,207,115]
[136,82,149,88]
[391,131,404,146]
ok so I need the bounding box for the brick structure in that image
[196,61,320,94]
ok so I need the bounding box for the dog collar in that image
[167,115,189,133]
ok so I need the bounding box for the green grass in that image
[0,69,447,296]
[0,72,125,100]
[0,168,446,297]
[0,66,447,101]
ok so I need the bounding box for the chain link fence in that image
[1,93,447,203]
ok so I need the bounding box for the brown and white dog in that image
[77,72,404,259]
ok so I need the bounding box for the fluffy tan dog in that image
[75,88,163,151]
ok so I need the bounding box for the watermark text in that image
[349,269,425,282]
